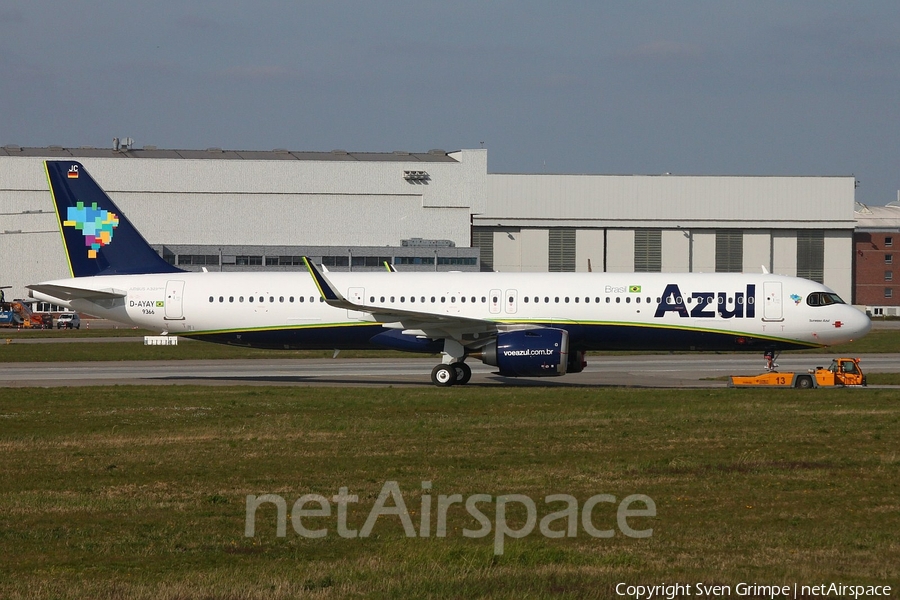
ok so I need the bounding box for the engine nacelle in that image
[481,328,569,377]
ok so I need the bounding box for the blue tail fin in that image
[45,160,182,277]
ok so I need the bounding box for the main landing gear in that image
[431,339,473,387]
[431,362,472,387]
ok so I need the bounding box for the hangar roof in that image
[0,145,458,162]
[855,201,900,231]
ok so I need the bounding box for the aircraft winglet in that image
[302,257,346,303]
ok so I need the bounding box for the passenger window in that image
[239,296,244,302]
[574,297,579,303]
[555,297,560,303]
[606,297,610,303]
[431,297,436,303]
[636,297,641,303]
[269,297,274,303]
[544,297,549,303]
[410,296,415,303]
[380,296,385,302]
[400,296,405,303]
[209,296,214,303]
[279,296,284,302]
[289,296,294,302]
[616,297,621,303]
[299,297,305,303]
[249,296,254,303]
[441,297,446,303]
[370,296,375,302]
[626,297,631,303]
[565,297,569,303]
[229,296,234,303]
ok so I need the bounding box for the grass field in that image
[1,386,897,599]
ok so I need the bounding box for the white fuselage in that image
[31,270,871,351]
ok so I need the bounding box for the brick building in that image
[854,201,900,315]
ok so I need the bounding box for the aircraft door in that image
[489,289,502,314]
[763,281,783,321]
[347,287,366,319]
[505,289,518,314]
[164,280,185,320]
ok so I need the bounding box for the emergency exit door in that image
[763,281,783,321]
[164,280,185,320]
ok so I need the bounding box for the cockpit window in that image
[806,292,845,307]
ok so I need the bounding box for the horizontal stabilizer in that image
[27,283,127,302]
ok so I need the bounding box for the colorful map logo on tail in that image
[63,201,120,259]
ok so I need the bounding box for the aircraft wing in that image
[302,257,499,346]
[27,283,127,302]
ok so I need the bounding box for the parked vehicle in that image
[1,300,53,329]
[56,313,81,329]
[729,357,866,388]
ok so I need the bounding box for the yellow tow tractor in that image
[728,357,867,389]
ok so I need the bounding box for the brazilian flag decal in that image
[156,301,165,308]
[628,285,642,293]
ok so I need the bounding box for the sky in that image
[2,1,900,205]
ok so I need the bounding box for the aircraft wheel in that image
[431,364,456,387]
[453,362,472,385]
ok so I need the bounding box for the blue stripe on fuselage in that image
[185,321,818,353]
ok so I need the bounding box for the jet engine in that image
[481,328,569,377]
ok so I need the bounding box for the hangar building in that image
[0,145,856,305]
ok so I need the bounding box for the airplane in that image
[28,160,871,386]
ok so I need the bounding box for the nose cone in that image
[836,306,871,344]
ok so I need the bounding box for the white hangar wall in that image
[1,148,857,303]
[0,149,486,298]
[475,173,857,300]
